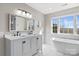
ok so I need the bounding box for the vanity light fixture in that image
[15,9,32,18]
[26,13,32,18]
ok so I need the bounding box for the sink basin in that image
[5,33,39,40]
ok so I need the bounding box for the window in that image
[76,15,79,34]
[51,15,79,35]
[51,17,58,33]
[60,16,74,33]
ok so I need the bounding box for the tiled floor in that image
[35,43,64,56]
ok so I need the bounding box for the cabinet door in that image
[37,36,42,50]
[22,38,31,56]
[31,36,37,54]
[13,39,22,56]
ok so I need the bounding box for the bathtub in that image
[52,38,79,56]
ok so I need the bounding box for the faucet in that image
[16,31,21,36]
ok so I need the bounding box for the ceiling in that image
[27,3,79,14]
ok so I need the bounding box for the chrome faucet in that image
[13,31,21,36]
[16,31,21,36]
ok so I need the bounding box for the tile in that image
[35,44,64,56]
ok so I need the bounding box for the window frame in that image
[76,15,79,34]
[51,13,79,35]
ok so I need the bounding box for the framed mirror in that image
[8,14,33,32]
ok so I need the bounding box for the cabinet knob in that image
[22,41,26,44]
[37,38,39,40]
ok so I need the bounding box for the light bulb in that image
[29,14,32,18]
[26,12,30,17]
[16,9,22,15]
[22,12,25,16]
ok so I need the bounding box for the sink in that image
[5,33,38,40]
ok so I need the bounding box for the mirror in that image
[8,14,34,32]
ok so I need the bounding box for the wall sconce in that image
[15,9,32,18]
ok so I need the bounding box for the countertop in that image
[5,34,41,40]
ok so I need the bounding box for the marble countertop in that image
[5,34,41,40]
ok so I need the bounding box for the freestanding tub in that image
[52,38,79,56]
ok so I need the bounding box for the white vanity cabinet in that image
[5,35,42,56]
[30,35,42,55]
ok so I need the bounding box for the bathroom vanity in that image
[5,13,42,56]
[5,34,42,56]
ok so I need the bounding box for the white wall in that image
[0,32,4,56]
[0,3,45,56]
[45,6,79,44]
